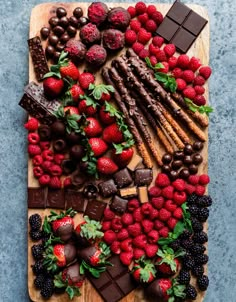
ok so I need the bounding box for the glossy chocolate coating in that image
[110,195,128,214]
[62,160,77,175]
[173,150,184,160]
[67,25,77,37]
[45,45,55,57]
[60,32,70,43]
[48,34,59,46]
[84,199,107,221]
[64,263,84,283]
[70,145,85,160]
[184,144,194,155]
[179,168,190,179]
[40,27,50,39]
[78,16,88,27]
[38,124,51,141]
[189,164,198,174]
[65,190,85,212]
[162,153,172,164]
[50,120,66,137]
[66,131,81,145]
[192,153,203,165]
[169,170,179,181]
[134,169,153,186]
[73,7,83,18]
[114,168,133,188]
[146,279,164,300]
[193,141,204,151]
[56,7,67,18]
[83,183,99,199]
[56,42,65,52]
[183,155,193,165]
[56,224,73,241]
[69,16,79,28]
[172,160,183,170]
[53,25,65,37]
[59,16,69,28]
[99,179,118,198]
[47,189,65,209]
[162,164,171,174]
[49,16,59,28]
[64,243,77,264]
[53,51,61,62]
[53,139,67,153]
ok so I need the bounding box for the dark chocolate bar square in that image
[98,179,117,198]
[113,168,133,188]
[183,11,208,36]
[65,190,85,212]
[134,168,153,186]
[110,195,128,215]
[47,189,65,209]
[84,200,107,221]
[171,27,196,53]
[100,284,123,302]
[167,1,191,24]
[155,17,179,42]
[28,187,47,208]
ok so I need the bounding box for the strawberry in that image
[146,278,172,301]
[151,196,165,209]
[102,123,124,144]
[121,213,134,226]
[24,118,39,131]
[103,230,117,245]
[164,200,177,212]
[97,157,118,175]
[99,105,116,125]
[69,84,84,102]
[89,138,108,157]
[159,209,171,222]
[127,199,140,212]
[147,230,159,244]
[84,117,102,137]
[43,76,64,98]
[133,248,145,260]
[133,234,147,249]
[120,238,133,252]
[110,217,123,231]
[133,207,144,222]
[145,244,158,258]
[112,147,134,168]
[117,229,129,241]
[75,216,104,241]
[156,247,184,275]
[88,83,114,102]
[64,106,79,116]
[142,219,154,233]
[103,208,115,221]
[78,99,97,116]
[60,61,80,81]
[173,208,183,220]
[132,258,156,283]
[110,241,121,254]
[79,72,95,90]
[120,251,133,266]
[155,173,170,187]
[128,223,142,237]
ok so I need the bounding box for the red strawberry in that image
[102,221,111,231]
[173,208,183,220]
[75,215,104,242]
[64,106,79,116]
[133,207,144,222]
[117,229,129,241]
[167,217,178,230]
[24,118,39,131]
[128,223,142,237]
[142,219,154,233]
[79,72,95,90]
[121,213,134,226]
[60,61,80,81]
[103,230,117,245]
[97,157,118,175]
[120,251,133,266]
[159,209,171,222]
[155,173,170,187]
[103,208,115,221]
[132,258,156,283]
[110,217,123,231]
[100,92,111,103]
[127,199,140,212]
[151,196,165,210]
[154,220,164,230]
[164,199,177,212]
[156,248,184,275]
[149,186,161,197]
[68,84,84,102]
[120,238,133,252]
[133,248,145,260]
[141,203,153,216]
[133,234,147,249]
[89,138,108,157]
[112,147,134,168]
[43,77,64,98]
[145,244,158,258]
[162,185,174,199]
[99,106,116,125]
[78,243,111,268]
[78,99,97,116]
[102,123,124,144]
[173,191,187,205]
[84,117,102,137]
[110,241,121,254]
[147,230,159,244]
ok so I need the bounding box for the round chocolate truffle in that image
[192,153,203,165]
[172,160,183,170]
[73,7,83,19]
[173,150,184,160]
[107,7,131,30]
[162,153,172,164]
[50,120,66,138]
[72,172,86,188]
[184,144,193,155]
[189,164,198,175]
[65,131,81,145]
[53,25,65,37]
[59,16,69,28]
[83,183,99,199]
[56,42,65,52]
[56,7,67,18]
[85,44,107,67]
[169,170,179,181]
[65,39,87,65]
[49,16,59,28]
[102,29,125,50]
[67,25,77,37]
[162,165,171,174]
[48,34,59,46]
[78,16,89,27]
[40,27,50,39]
[69,16,79,28]
[87,2,108,26]
[60,33,70,44]
[70,145,85,160]
[193,141,204,151]
[53,51,61,62]
[62,160,77,175]
[183,155,193,166]
[179,168,190,179]
[45,45,55,58]
[80,23,101,44]
[53,139,67,153]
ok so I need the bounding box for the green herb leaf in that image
[184,98,214,116]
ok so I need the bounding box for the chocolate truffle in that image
[38,124,51,141]
[80,23,101,44]
[65,39,87,65]
[134,168,153,186]
[70,145,85,160]
[114,168,133,188]
[83,183,99,199]
[85,44,107,67]
[98,179,117,198]
[49,16,59,28]
[88,2,109,25]
[162,153,172,164]
[107,7,131,30]
[56,7,67,18]
[40,27,50,39]
[73,7,83,19]
[102,29,125,50]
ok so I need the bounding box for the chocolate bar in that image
[84,200,107,221]
[88,255,137,302]
[98,179,117,198]
[113,168,133,188]
[134,168,153,186]
[156,1,208,53]
[46,189,65,209]
[65,190,86,212]
[28,187,47,208]
[28,36,49,81]
[19,82,60,124]
[110,195,128,214]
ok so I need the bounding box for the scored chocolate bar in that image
[84,199,107,221]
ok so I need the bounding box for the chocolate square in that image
[183,11,208,36]
[116,273,136,295]
[28,187,47,208]
[47,189,65,209]
[171,28,196,53]
[134,168,153,186]
[113,168,133,188]
[89,271,112,289]
[100,284,123,302]
[107,255,127,278]
[167,1,191,24]
[65,190,85,212]
[110,195,128,215]
[98,179,117,198]
[155,17,179,42]
[84,200,107,221]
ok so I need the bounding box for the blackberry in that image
[181,239,194,250]
[192,231,208,244]
[194,253,209,265]
[190,243,206,255]
[31,244,44,260]
[169,239,181,251]
[188,204,199,217]
[40,277,54,299]
[32,259,45,276]
[179,229,192,240]
[186,284,197,300]
[191,217,203,232]
[34,274,46,290]
[29,230,43,241]
[187,194,198,205]
[182,255,195,270]
[178,269,191,285]
[29,214,42,231]
[197,275,209,291]
[192,265,204,277]
[197,195,213,207]
[197,208,209,222]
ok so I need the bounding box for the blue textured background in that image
[0,0,235,301]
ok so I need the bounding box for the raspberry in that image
[183,87,196,99]
[199,66,212,79]
[141,203,153,216]
[185,184,196,195]
[155,49,167,62]
[145,19,157,32]
[132,234,147,248]
[39,141,50,150]
[102,221,111,231]
[159,227,169,238]
[128,223,142,237]
[104,230,116,245]
[172,67,183,79]
[173,191,187,205]
[158,61,169,73]
[177,54,190,69]
[133,248,145,260]
[127,6,136,18]
[149,43,159,56]
[130,20,142,33]
[155,173,170,187]
[135,2,147,15]
[142,219,154,233]
[168,56,178,69]
[154,219,164,230]
[159,208,171,221]
[120,238,132,252]
[188,175,199,186]
[164,199,177,212]
[145,244,158,258]
[164,44,176,57]
[127,199,140,212]
[49,176,61,189]
[125,29,137,45]
[24,118,39,131]
[41,160,52,172]
[54,154,65,165]
[149,186,161,197]
[172,179,186,191]
[38,174,50,186]
[195,185,206,196]
[133,208,144,222]
[147,229,159,244]
[137,28,151,44]
[33,155,43,166]
[194,95,206,106]
[49,164,62,176]
[147,5,156,16]
[176,78,187,91]
[151,196,164,209]
[63,177,72,188]
[167,217,178,230]
[139,48,150,59]
[121,213,134,225]
[132,41,144,54]
[117,229,129,241]
[182,70,195,83]
[28,144,41,157]
[162,185,174,199]
[138,13,149,24]
[194,85,205,95]
[110,241,121,254]
[42,150,54,161]
[152,36,164,47]
[149,55,158,66]
[28,133,40,144]
[33,166,44,178]
[150,11,163,24]
[111,217,123,231]
[149,208,159,220]
[173,207,183,219]
[189,56,201,71]
[193,75,205,86]
[199,174,210,185]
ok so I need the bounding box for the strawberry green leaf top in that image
[48,208,77,222]
[104,101,123,119]
[80,260,107,278]
[89,83,115,100]
[166,278,186,301]
[54,105,82,134]
[184,98,214,116]
[132,257,156,283]
[80,94,98,109]
[80,216,104,240]
[157,247,185,273]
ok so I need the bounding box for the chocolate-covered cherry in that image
[73,7,83,18]
[49,16,59,28]
[162,153,172,164]
[53,25,65,37]
[59,16,69,28]
[56,7,67,18]
[78,16,88,27]
[172,160,183,170]
[51,120,66,137]
[193,141,204,151]
[179,168,190,179]
[53,51,61,62]
[83,183,98,199]
[69,16,79,28]
[40,27,50,39]
[173,150,184,160]
[192,153,203,165]
[60,33,70,43]
[184,144,193,155]
[53,139,67,153]
[65,131,81,145]
[169,170,179,181]
[67,25,77,37]
[48,34,59,46]
[56,42,65,52]
[162,165,171,174]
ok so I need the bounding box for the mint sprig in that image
[184,98,214,116]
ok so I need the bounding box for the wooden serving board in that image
[28,3,209,302]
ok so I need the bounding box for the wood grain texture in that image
[28,3,209,302]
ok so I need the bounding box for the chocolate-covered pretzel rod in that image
[126,49,206,142]
[112,57,185,149]
[102,67,153,168]
[109,66,162,166]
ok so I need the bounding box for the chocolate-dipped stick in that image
[112,57,185,149]
[102,68,153,168]
[109,67,162,166]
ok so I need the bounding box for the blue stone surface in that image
[0,0,235,301]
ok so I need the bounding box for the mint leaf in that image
[184,98,214,116]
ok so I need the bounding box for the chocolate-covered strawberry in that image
[54,263,85,299]
[156,247,185,275]
[75,216,104,243]
[132,257,156,283]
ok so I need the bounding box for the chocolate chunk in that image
[49,16,59,28]
[38,125,51,141]
[110,195,128,214]
[65,190,85,212]
[47,189,65,209]
[172,27,196,52]
[156,17,179,42]
[138,186,149,204]
[167,1,191,24]
[84,200,106,221]
[53,139,67,153]
[183,11,208,35]
[28,187,47,208]
[28,36,49,81]
[98,179,117,198]
[119,187,137,198]
[113,168,133,188]
[19,82,60,125]
[162,165,171,174]
[134,168,153,186]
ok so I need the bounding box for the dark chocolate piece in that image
[18,82,60,125]
[84,200,106,221]
[28,36,49,81]
[83,183,99,199]
[65,190,85,212]
[28,187,47,208]
[113,168,133,188]
[134,168,153,186]
[47,189,65,209]
[171,27,196,53]
[155,17,179,42]
[183,11,208,36]
[110,195,128,214]
[98,179,117,198]
[88,255,137,302]
[61,160,77,175]
[167,1,191,24]
[71,172,87,188]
